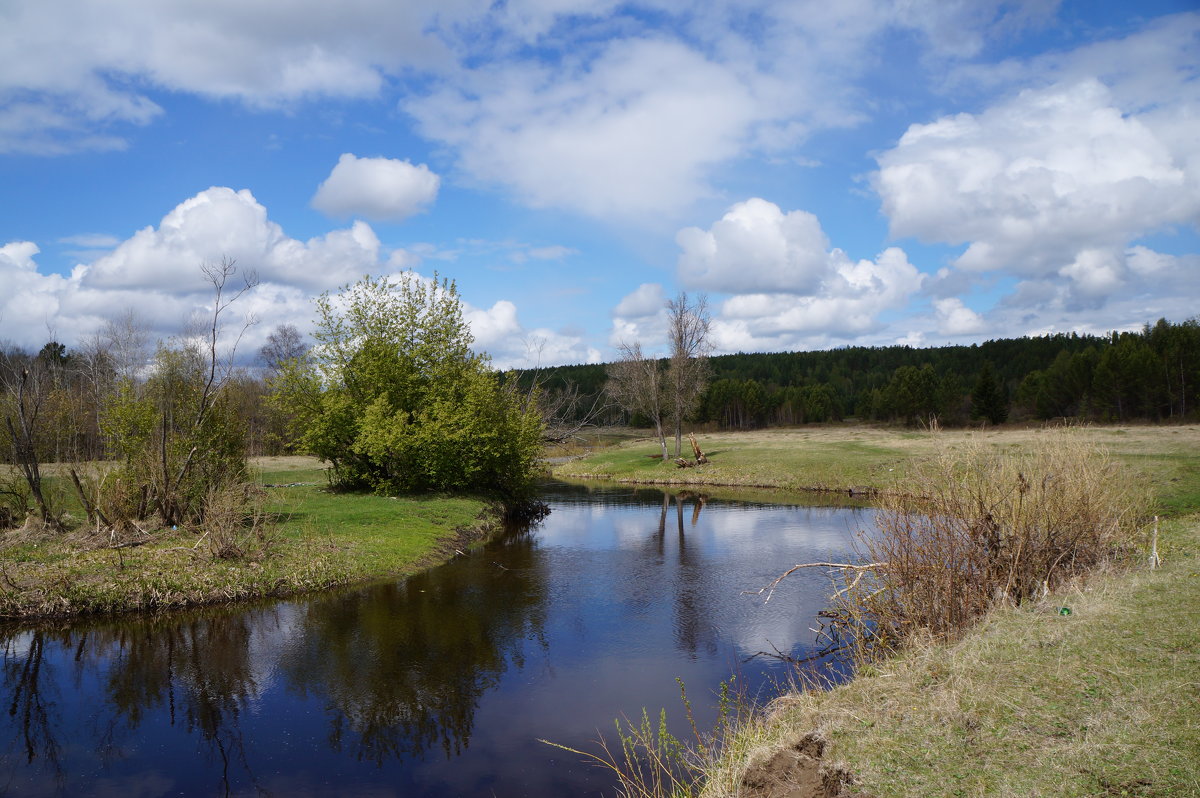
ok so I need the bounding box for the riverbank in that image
[556,424,1200,797]
[0,457,496,620]
[553,425,1200,508]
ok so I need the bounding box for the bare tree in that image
[666,293,711,458]
[520,336,609,444]
[101,309,150,382]
[606,341,669,461]
[152,258,257,526]
[258,323,307,375]
[2,347,59,527]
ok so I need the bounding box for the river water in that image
[0,481,875,797]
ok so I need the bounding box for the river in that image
[0,481,876,797]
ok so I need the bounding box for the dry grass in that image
[827,428,1152,658]
[555,424,1200,506]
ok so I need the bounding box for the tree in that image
[98,259,257,528]
[272,273,543,500]
[258,323,307,375]
[970,362,1008,425]
[666,293,711,458]
[1,345,62,527]
[606,342,669,461]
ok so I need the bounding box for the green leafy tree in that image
[273,273,543,500]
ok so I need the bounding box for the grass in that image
[556,423,1200,797]
[0,456,494,619]
[555,424,1200,514]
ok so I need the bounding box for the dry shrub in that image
[832,426,1149,660]
[201,483,277,560]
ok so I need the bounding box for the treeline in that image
[522,317,1200,428]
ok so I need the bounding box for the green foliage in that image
[273,273,544,500]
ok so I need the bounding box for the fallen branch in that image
[746,561,886,604]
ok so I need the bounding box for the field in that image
[555,424,1200,515]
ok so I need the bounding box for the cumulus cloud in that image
[311,153,440,221]
[875,73,1199,308]
[658,198,927,352]
[0,190,589,368]
[609,283,669,349]
[465,299,601,369]
[711,247,924,351]
[677,198,831,294]
[933,297,986,336]
[82,187,385,292]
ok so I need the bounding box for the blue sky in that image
[1,0,1197,368]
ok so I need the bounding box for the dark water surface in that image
[1,481,875,797]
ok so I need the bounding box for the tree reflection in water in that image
[281,529,549,764]
[0,528,549,793]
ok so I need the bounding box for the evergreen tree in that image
[971,362,1008,425]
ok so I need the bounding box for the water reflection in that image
[0,481,873,797]
[281,530,548,763]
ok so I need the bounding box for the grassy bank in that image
[0,456,494,619]
[557,424,1200,797]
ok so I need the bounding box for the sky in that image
[1,0,1198,369]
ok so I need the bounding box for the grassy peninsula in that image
[554,423,1200,798]
[0,457,495,619]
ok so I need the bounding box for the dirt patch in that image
[739,734,867,798]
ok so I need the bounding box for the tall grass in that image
[833,426,1151,659]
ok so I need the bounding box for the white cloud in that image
[0,241,40,272]
[933,297,986,336]
[711,246,923,351]
[311,153,440,221]
[877,79,1193,275]
[677,198,831,294]
[82,187,386,292]
[0,0,475,153]
[465,299,598,369]
[408,36,762,221]
[874,16,1200,315]
[668,199,925,352]
[609,283,670,349]
[613,283,666,318]
[0,190,585,367]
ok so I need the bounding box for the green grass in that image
[554,427,912,492]
[0,457,493,619]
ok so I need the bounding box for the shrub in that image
[834,427,1150,658]
[272,273,545,501]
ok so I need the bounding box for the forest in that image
[521,317,1200,429]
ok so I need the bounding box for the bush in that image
[273,273,544,501]
[834,427,1150,658]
